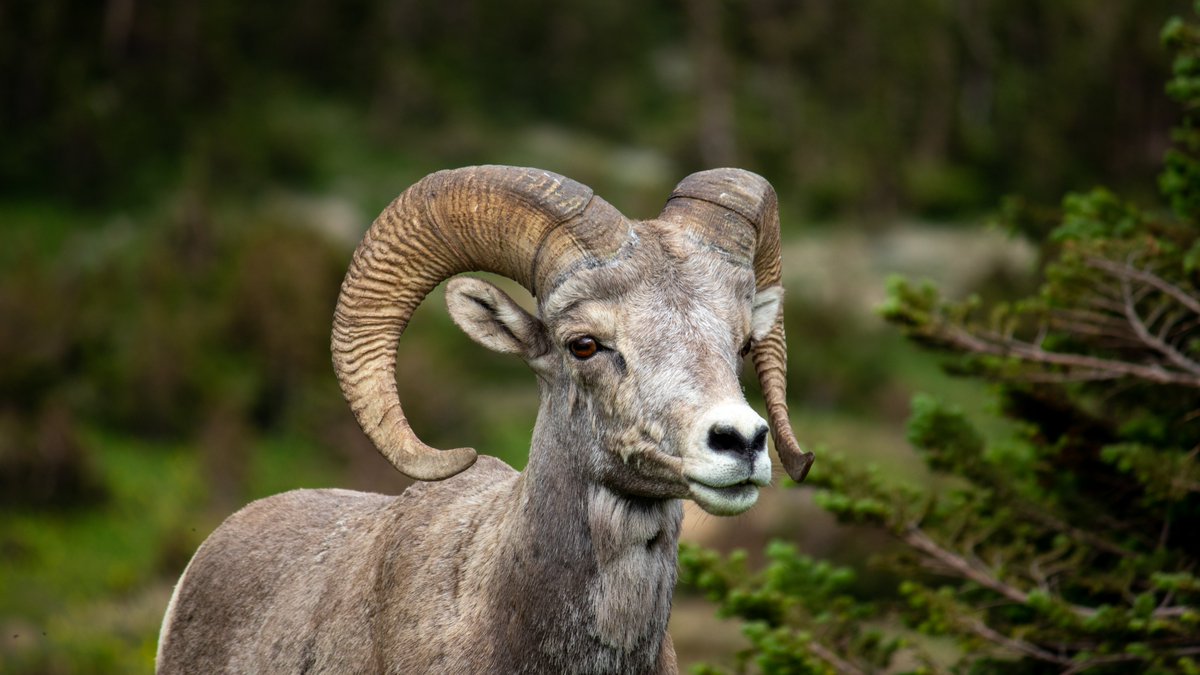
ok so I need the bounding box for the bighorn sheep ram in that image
[157,165,813,673]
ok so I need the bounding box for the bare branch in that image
[1015,370,1126,384]
[1157,308,1191,342]
[806,640,866,675]
[1144,297,1174,333]
[1048,312,1133,338]
[1120,277,1200,376]
[960,616,1070,666]
[1045,318,1137,344]
[903,526,1033,607]
[902,525,1189,621]
[938,322,1200,387]
[1051,307,1128,327]
[1086,256,1200,316]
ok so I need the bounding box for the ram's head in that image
[331,166,812,515]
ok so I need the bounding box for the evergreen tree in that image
[681,10,1200,674]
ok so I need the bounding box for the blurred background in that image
[0,1,1191,671]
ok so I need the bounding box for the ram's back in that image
[156,456,519,674]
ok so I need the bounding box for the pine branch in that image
[902,525,1036,607]
[939,322,1200,387]
[908,253,1200,386]
[902,525,1191,621]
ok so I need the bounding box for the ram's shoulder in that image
[394,455,518,509]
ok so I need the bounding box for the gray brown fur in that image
[157,166,809,673]
[157,457,679,673]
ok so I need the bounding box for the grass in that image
[1,434,200,673]
[0,427,356,674]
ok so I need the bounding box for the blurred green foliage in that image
[0,1,1189,214]
[682,6,1200,673]
[681,541,909,674]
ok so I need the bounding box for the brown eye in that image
[569,336,599,359]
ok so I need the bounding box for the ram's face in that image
[532,223,784,515]
[445,221,785,516]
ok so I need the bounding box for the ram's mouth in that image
[687,478,761,516]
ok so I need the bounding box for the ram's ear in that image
[446,277,549,360]
[749,285,784,341]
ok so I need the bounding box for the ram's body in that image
[158,456,681,673]
[157,166,811,674]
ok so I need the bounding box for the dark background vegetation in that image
[0,1,1192,672]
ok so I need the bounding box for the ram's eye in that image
[569,336,599,359]
[740,339,753,357]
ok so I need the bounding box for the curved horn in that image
[332,166,626,480]
[659,169,814,482]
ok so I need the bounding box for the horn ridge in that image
[666,167,773,225]
[332,165,617,481]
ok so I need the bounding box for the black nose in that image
[707,424,768,458]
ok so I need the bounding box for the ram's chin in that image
[688,481,760,516]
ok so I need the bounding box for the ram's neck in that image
[579,482,682,655]
[482,410,682,672]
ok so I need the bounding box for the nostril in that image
[707,424,768,457]
[750,426,768,453]
[707,427,745,453]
